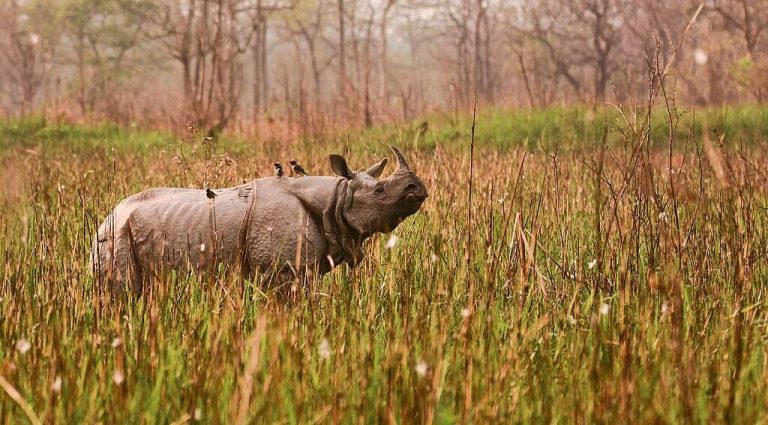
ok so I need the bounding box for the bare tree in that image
[281,0,335,106]
[514,0,623,101]
[246,0,295,120]
[711,0,767,58]
[58,0,154,120]
[360,3,375,126]
[378,0,396,110]
[0,0,55,115]
[710,0,768,101]
[337,0,347,97]
[473,0,493,101]
[429,0,498,107]
[443,0,472,106]
[154,0,253,134]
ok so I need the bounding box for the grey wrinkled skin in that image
[91,146,428,293]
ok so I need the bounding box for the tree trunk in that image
[363,10,374,127]
[473,1,485,100]
[252,30,262,119]
[337,0,346,97]
[308,40,322,106]
[261,18,268,112]
[252,1,269,121]
[76,32,87,115]
[481,5,492,102]
[379,1,395,111]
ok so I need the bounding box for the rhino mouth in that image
[396,195,425,218]
[403,193,426,203]
[398,185,428,203]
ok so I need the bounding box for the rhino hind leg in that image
[93,220,144,296]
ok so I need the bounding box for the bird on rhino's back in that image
[91,146,428,294]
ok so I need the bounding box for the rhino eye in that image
[374,185,385,193]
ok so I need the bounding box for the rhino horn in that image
[365,158,388,178]
[389,145,412,174]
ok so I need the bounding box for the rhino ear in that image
[330,154,354,179]
[365,158,388,179]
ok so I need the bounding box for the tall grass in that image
[0,106,767,423]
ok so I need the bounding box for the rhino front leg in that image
[262,266,322,299]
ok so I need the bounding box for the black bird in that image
[274,161,284,177]
[290,160,308,177]
[205,188,216,204]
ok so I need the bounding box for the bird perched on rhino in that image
[91,146,428,295]
[205,188,216,204]
[274,162,284,177]
[290,160,308,176]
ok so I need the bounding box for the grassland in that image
[1,106,767,423]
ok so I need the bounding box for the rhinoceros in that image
[91,146,428,293]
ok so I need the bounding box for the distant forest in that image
[1,0,766,134]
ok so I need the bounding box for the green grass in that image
[0,117,175,153]
[1,108,767,423]
[4,105,768,154]
[355,105,768,152]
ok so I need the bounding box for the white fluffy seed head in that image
[113,370,124,385]
[15,338,31,354]
[318,338,331,360]
[694,48,708,65]
[51,376,62,393]
[415,361,428,377]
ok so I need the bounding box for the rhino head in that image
[330,146,428,237]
